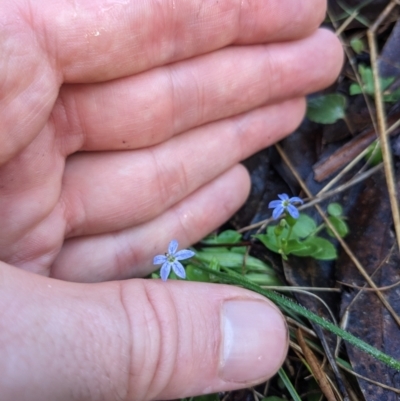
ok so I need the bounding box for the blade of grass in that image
[277,368,302,401]
[367,29,400,253]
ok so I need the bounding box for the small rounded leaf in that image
[292,214,317,238]
[327,216,349,238]
[306,94,346,124]
[327,203,343,217]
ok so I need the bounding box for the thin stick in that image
[338,279,400,292]
[261,286,341,292]
[369,0,398,32]
[317,147,374,195]
[336,9,359,36]
[308,164,382,206]
[387,118,400,136]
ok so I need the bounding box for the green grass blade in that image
[277,368,302,401]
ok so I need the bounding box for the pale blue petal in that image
[278,193,289,201]
[287,204,299,219]
[175,249,195,260]
[272,205,285,220]
[153,255,167,265]
[172,261,186,279]
[269,200,282,208]
[168,239,179,255]
[160,262,172,281]
[289,196,303,204]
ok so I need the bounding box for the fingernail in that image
[220,299,288,383]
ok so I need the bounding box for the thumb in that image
[0,262,288,401]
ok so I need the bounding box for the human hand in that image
[0,0,343,399]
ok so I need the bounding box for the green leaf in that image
[200,247,230,253]
[381,76,396,92]
[201,229,241,245]
[383,87,400,103]
[359,64,374,94]
[327,202,343,217]
[349,83,362,95]
[352,65,397,99]
[305,237,337,260]
[285,239,308,253]
[216,230,242,243]
[245,273,282,286]
[278,368,302,401]
[231,246,247,254]
[365,141,383,166]
[185,264,211,282]
[255,228,281,254]
[195,250,274,273]
[306,94,346,124]
[286,239,319,257]
[327,216,349,238]
[292,214,317,238]
[350,37,365,54]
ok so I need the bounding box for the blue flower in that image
[153,240,195,281]
[268,193,303,220]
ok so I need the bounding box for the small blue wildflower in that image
[268,193,303,220]
[153,239,195,281]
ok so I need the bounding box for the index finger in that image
[1,0,326,164]
[37,0,326,82]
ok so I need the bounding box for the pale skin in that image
[0,0,343,400]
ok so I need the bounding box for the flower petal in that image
[172,261,186,279]
[268,200,282,208]
[175,249,195,260]
[278,193,289,200]
[289,196,303,204]
[287,204,299,219]
[168,239,179,255]
[272,205,285,220]
[160,262,172,281]
[153,255,167,265]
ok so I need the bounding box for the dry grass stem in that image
[286,316,318,337]
[317,149,379,195]
[311,163,382,204]
[337,278,400,291]
[261,286,341,292]
[335,9,360,36]
[289,340,400,395]
[387,117,400,135]
[367,30,400,252]
[369,0,398,32]
[297,329,337,401]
